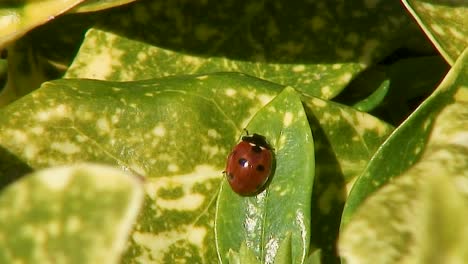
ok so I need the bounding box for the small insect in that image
[224,132,273,196]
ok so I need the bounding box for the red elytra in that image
[224,133,273,196]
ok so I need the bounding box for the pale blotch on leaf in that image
[258,94,274,106]
[0,14,16,30]
[202,144,222,158]
[86,45,124,80]
[65,215,82,233]
[157,191,204,211]
[453,85,468,103]
[355,112,390,137]
[207,129,221,139]
[225,88,237,97]
[30,126,44,135]
[420,2,435,11]
[167,163,179,173]
[283,112,294,127]
[182,55,203,66]
[144,92,154,97]
[152,124,166,137]
[145,165,219,211]
[75,134,88,143]
[320,86,332,98]
[414,146,422,155]
[24,144,39,160]
[320,112,334,123]
[332,63,344,70]
[6,129,27,143]
[423,119,433,131]
[111,110,122,124]
[453,133,468,148]
[76,108,94,121]
[293,65,306,72]
[449,27,464,40]
[196,75,209,80]
[453,176,468,195]
[96,117,111,134]
[50,141,81,155]
[28,225,46,244]
[310,98,327,108]
[430,24,445,36]
[36,104,69,122]
[137,51,148,61]
[133,226,207,263]
[279,188,290,197]
[339,73,353,85]
[37,167,72,190]
[47,220,60,236]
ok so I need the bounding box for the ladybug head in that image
[241,133,271,149]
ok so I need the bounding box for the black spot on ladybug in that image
[238,158,248,167]
[256,164,265,171]
[251,145,262,153]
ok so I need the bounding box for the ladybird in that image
[224,132,273,196]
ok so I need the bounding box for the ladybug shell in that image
[225,140,273,196]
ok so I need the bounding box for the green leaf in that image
[352,79,390,112]
[64,0,417,98]
[0,72,284,262]
[96,0,416,63]
[305,249,322,264]
[409,168,468,263]
[0,163,144,264]
[341,48,468,228]
[302,95,394,262]
[0,14,97,106]
[0,72,281,173]
[376,56,449,124]
[71,0,138,13]
[0,0,85,49]
[334,56,449,124]
[273,233,292,264]
[65,28,360,99]
[228,243,261,264]
[402,0,468,65]
[339,95,468,263]
[215,87,314,264]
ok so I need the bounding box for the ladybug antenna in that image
[243,128,250,136]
